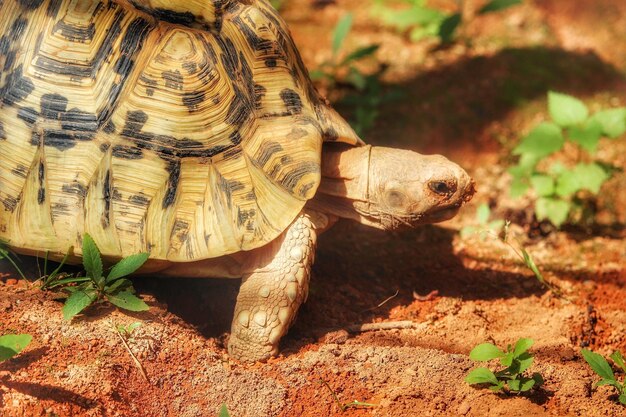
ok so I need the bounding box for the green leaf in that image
[478,0,522,14]
[610,351,626,374]
[532,373,544,388]
[516,353,534,373]
[332,14,353,58]
[582,348,616,381]
[488,381,505,392]
[507,379,521,391]
[520,248,544,283]
[438,13,461,43]
[82,234,103,282]
[590,108,626,138]
[596,378,621,388]
[106,290,149,312]
[469,343,505,361]
[465,367,499,385]
[510,177,529,198]
[219,404,231,417]
[500,351,514,367]
[619,393,626,405]
[105,278,133,294]
[379,5,443,30]
[573,163,609,194]
[530,175,554,197]
[342,45,379,65]
[555,169,581,197]
[0,334,32,361]
[513,122,564,158]
[476,203,490,225]
[345,68,367,91]
[568,118,603,153]
[62,286,98,320]
[513,338,534,358]
[548,91,589,127]
[308,69,329,81]
[106,253,149,283]
[535,197,570,227]
[519,377,537,392]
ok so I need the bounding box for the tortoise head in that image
[315,145,475,230]
[364,147,475,229]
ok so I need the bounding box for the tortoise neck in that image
[309,144,377,225]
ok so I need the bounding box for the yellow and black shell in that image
[0,0,360,262]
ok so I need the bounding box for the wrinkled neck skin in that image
[309,144,475,230]
[309,145,376,227]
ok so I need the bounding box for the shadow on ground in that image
[352,47,626,155]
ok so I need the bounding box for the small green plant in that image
[460,203,505,239]
[509,91,625,227]
[269,0,285,11]
[117,322,142,339]
[310,13,399,135]
[0,241,25,280]
[466,338,544,393]
[47,234,150,320]
[318,378,376,411]
[218,404,230,417]
[581,348,626,405]
[0,334,32,361]
[372,0,522,44]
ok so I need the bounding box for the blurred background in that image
[273,0,626,234]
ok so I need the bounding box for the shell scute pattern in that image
[0,0,360,263]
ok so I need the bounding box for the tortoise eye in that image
[429,180,457,196]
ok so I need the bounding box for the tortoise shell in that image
[0,0,360,261]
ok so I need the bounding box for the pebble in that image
[457,401,471,415]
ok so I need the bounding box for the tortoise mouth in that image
[374,203,460,230]
[425,204,462,223]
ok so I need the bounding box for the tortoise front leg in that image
[228,212,318,362]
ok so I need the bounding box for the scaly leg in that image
[228,211,320,361]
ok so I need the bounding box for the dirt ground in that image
[1,0,626,416]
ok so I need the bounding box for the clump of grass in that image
[0,240,25,280]
[466,338,544,393]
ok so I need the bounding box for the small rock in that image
[560,346,576,361]
[457,401,471,415]
[321,330,349,345]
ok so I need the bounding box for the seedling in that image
[581,348,626,405]
[117,322,142,340]
[465,338,544,393]
[111,320,149,383]
[509,91,625,227]
[318,378,376,411]
[39,249,72,290]
[372,0,522,44]
[0,334,32,361]
[460,212,565,298]
[460,203,505,240]
[0,240,25,280]
[218,404,231,417]
[45,233,150,320]
[310,13,399,135]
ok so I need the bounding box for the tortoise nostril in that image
[429,180,457,196]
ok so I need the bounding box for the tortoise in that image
[0,0,474,361]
